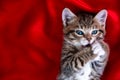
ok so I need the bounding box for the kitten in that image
[57,8,109,80]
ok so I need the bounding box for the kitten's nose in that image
[86,37,91,41]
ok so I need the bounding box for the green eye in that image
[92,30,98,35]
[76,30,84,35]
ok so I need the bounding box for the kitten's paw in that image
[92,42,105,56]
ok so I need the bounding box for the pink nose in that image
[86,37,91,41]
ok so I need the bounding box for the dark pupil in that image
[76,30,84,35]
[92,30,98,34]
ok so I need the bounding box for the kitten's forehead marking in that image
[78,24,93,33]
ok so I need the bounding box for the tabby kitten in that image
[58,8,109,80]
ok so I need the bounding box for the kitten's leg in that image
[91,41,108,77]
[89,70,101,80]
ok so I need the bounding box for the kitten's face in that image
[62,8,107,46]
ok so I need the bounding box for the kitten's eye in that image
[92,30,98,35]
[75,30,84,35]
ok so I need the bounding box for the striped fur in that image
[58,8,109,80]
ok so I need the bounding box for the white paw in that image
[92,42,105,56]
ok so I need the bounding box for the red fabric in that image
[0,0,120,80]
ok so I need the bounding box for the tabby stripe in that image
[74,58,78,69]
[66,30,75,35]
[82,54,86,61]
[71,57,77,70]
[74,58,81,70]
[80,25,83,29]
[99,30,104,33]
[78,57,84,66]
[63,52,73,58]
[62,55,72,64]
[70,57,75,68]
[81,54,87,63]
[91,62,97,72]
[84,53,89,61]
[94,61,102,67]
[76,58,82,69]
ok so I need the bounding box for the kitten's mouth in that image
[81,43,91,47]
[82,40,95,47]
[85,44,91,47]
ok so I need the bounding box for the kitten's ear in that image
[62,8,77,27]
[94,9,107,27]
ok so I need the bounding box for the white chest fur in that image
[74,62,92,80]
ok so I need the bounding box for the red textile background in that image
[0,0,120,80]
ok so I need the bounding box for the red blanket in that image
[0,0,120,80]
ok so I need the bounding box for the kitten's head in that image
[62,8,107,46]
